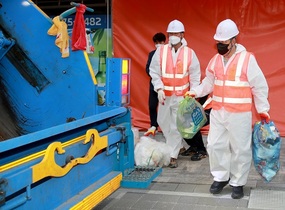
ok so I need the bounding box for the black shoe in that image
[231,186,244,199]
[180,147,197,156]
[191,150,208,161]
[209,180,229,194]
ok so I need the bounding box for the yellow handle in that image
[32,129,107,183]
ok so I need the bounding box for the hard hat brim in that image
[213,32,239,41]
[213,35,229,41]
[167,30,184,33]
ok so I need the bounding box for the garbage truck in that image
[0,1,161,209]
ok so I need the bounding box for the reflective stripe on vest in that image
[211,51,252,112]
[160,44,192,96]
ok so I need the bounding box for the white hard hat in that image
[167,20,185,33]
[214,19,239,41]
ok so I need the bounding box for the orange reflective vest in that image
[210,51,252,112]
[160,44,192,96]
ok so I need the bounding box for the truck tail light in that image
[121,59,130,105]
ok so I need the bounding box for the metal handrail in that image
[59,2,94,20]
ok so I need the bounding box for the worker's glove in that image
[144,126,157,136]
[157,89,165,105]
[184,90,196,98]
[259,112,270,124]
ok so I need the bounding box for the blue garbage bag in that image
[252,120,281,182]
[177,96,207,139]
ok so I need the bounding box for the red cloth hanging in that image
[71,4,87,51]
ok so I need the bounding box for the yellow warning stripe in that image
[70,173,122,210]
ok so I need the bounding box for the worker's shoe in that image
[144,126,157,136]
[180,147,197,156]
[191,150,207,161]
[179,147,186,155]
[169,158,178,168]
[209,180,229,194]
[231,186,244,199]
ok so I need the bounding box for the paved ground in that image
[95,132,285,210]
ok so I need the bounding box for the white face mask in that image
[169,36,181,45]
[155,44,163,48]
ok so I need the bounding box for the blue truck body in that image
[0,1,140,209]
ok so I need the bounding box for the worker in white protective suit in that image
[186,19,270,199]
[149,20,201,168]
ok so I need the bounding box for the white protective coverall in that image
[192,44,270,186]
[149,39,201,159]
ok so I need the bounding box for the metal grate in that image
[121,166,162,189]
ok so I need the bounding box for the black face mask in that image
[217,42,230,55]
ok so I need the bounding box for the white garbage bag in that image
[134,136,172,167]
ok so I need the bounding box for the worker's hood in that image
[235,43,246,54]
